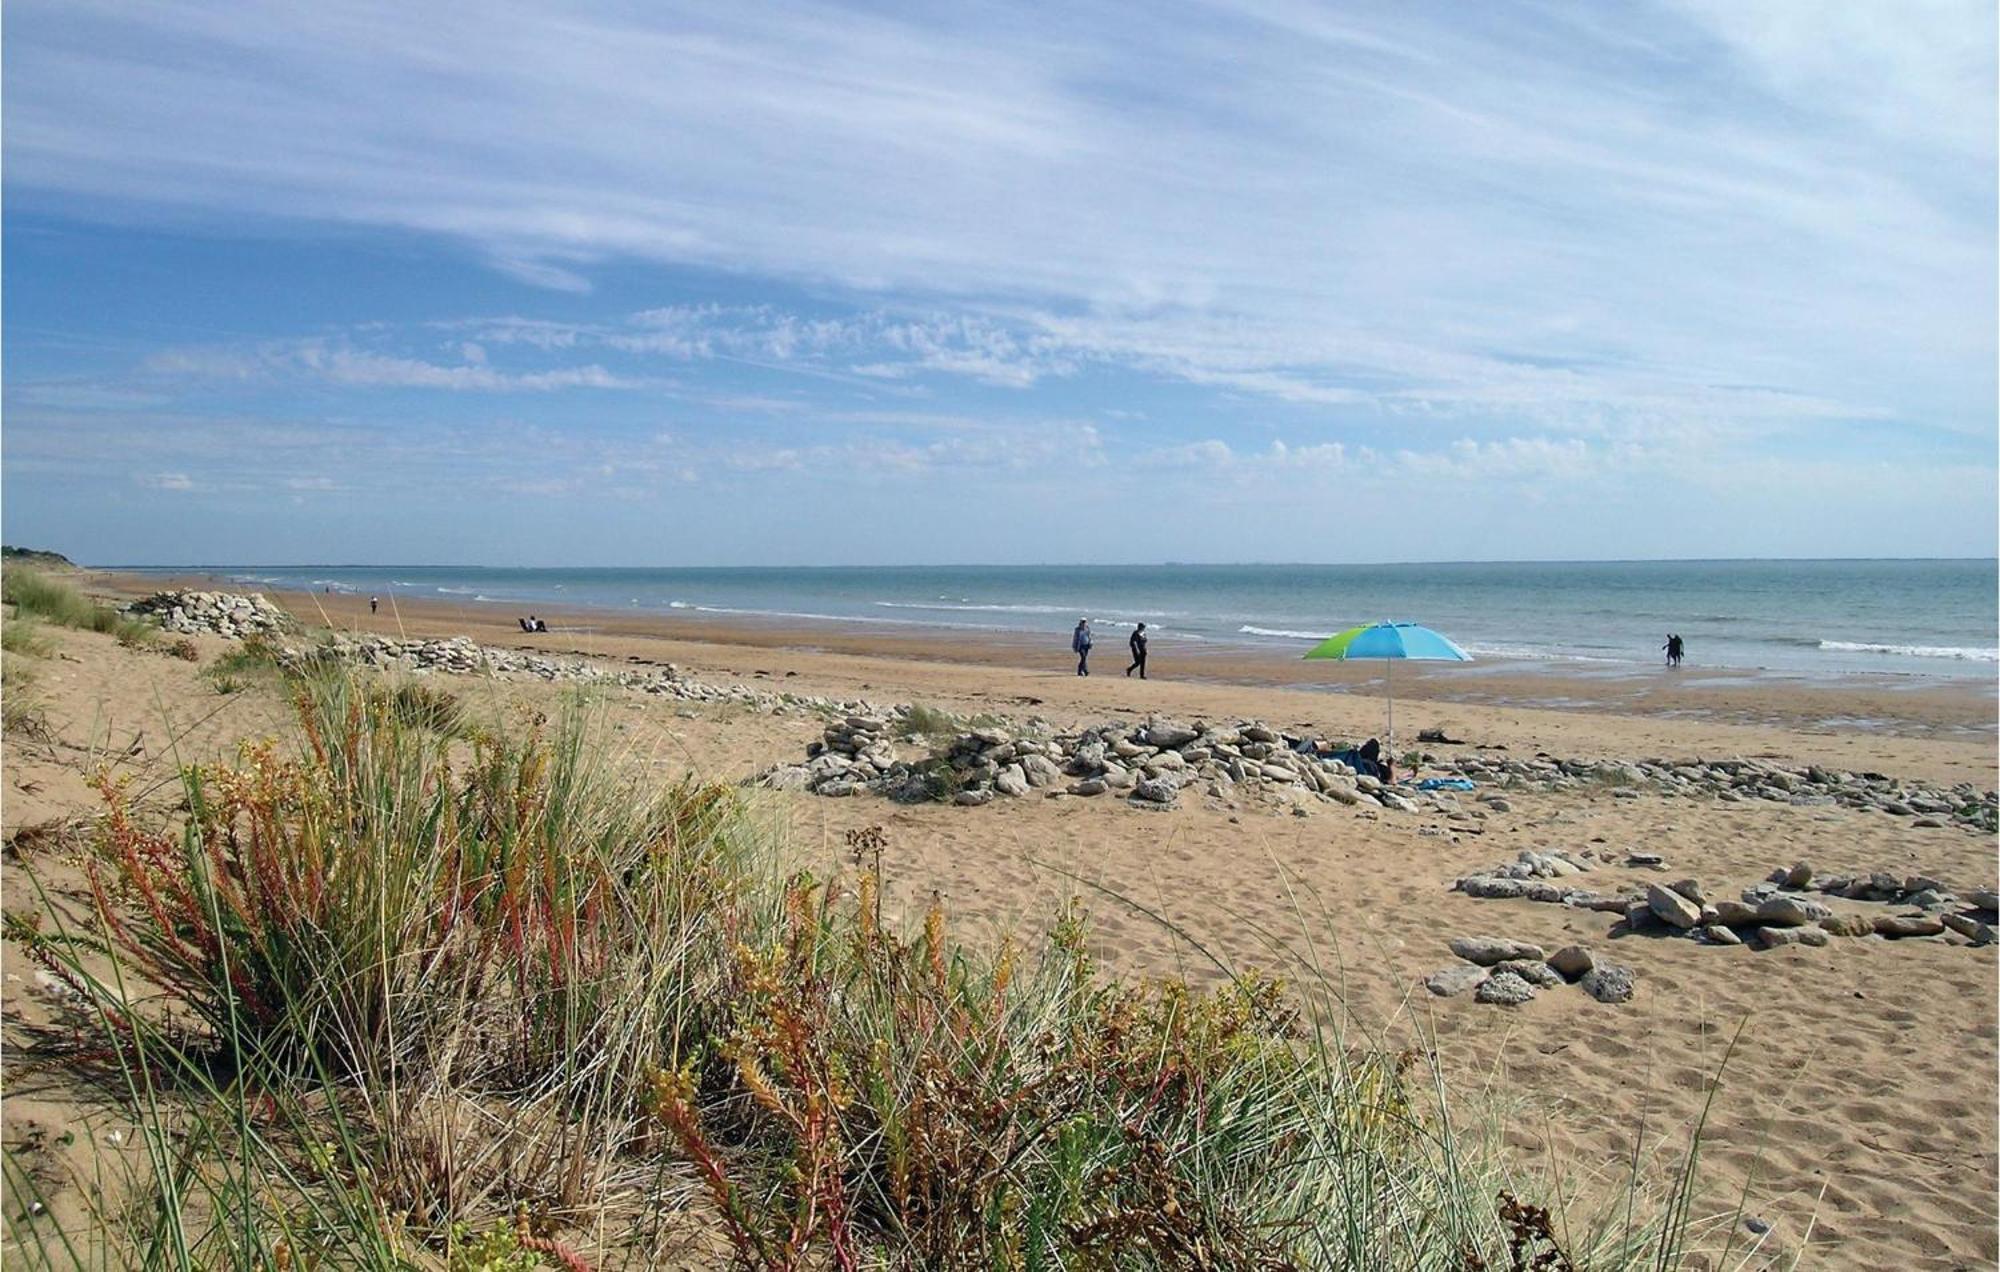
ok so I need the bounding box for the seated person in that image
[533,618,549,632]
[519,617,533,632]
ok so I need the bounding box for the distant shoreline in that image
[91,569,1999,741]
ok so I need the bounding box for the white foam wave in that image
[436,586,477,595]
[1238,625,1328,641]
[1819,640,1999,662]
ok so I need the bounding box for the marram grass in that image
[5,667,1730,1269]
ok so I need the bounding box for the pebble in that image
[1579,963,1636,1004]
[1448,936,1547,967]
[1474,971,1537,1005]
[1425,965,1488,998]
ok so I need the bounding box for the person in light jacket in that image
[1072,619,1093,676]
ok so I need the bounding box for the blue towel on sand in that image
[1416,777,1476,791]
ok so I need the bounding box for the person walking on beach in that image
[1662,633,1684,667]
[369,595,378,615]
[1072,619,1093,676]
[1126,622,1149,679]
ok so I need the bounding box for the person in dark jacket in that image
[1126,623,1148,679]
[1072,619,1093,676]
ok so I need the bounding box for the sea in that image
[151,559,2000,684]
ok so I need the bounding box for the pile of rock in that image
[1443,753,1997,834]
[125,591,291,639]
[1426,937,1634,1005]
[755,715,1460,813]
[275,634,887,717]
[1454,853,1996,950]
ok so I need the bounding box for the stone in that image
[1668,878,1707,905]
[1424,965,1487,998]
[1701,925,1742,946]
[1067,778,1108,797]
[1755,896,1831,928]
[1021,754,1065,788]
[1448,936,1545,966]
[1494,959,1565,988]
[1820,913,1875,937]
[1458,876,1527,900]
[954,789,993,807]
[1258,763,1297,783]
[1580,963,1636,1004]
[1710,900,1761,928]
[1140,720,1200,749]
[1784,861,1813,888]
[1131,777,1178,805]
[1758,925,1828,949]
[1547,945,1595,980]
[993,765,1030,797]
[1941,913,1995,945]
[1378,791,1419,813]
[1474,971,1537,1005]
[1646,883,1702,930]
[1874,914,1946,938]
[1969,890,1999,913]
[1627,852,1665,868]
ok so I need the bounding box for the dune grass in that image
[3,569,154,646]
[5,666,1714,1269]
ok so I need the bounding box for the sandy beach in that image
[4,575,1994,1267]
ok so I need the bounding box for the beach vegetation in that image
[3,613,56,658]
[3,568,156,645]
[3,656,50,740]
[9,666,1712,1268]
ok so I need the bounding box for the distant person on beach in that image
[1072,619,1093,676]
[1663,634,1684,667]
[369,596,378,614]
[1126,623,1148,679]
[535,617,549,633]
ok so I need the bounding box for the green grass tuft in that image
[4,568,156,645]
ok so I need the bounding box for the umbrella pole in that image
[1385,656,1393,771]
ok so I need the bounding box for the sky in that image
[3,0,1995,566]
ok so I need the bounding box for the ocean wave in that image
[877,601,1138,618]
[1238,625,1328,641]
[1819,640,1999,662]
[436,586,478,595]
[1461,644,1631,664]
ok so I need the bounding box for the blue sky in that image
[4,0,1994,565]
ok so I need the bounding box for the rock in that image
[993,765,1030,797]
[1710,900,1761,928]
[1258,763,1297,783]
[762,766,811,792]
[1474,971,1537,1005]
[1425,965,1488,997]
[1458,876,1527,900]
[1701,925,1742,946]
[1580,964,1636,1004]
[1131,777,1178,805]
[1067,778,1107,797]
[1874,914,1946,938]
[954,789,992,807]
[1785,861,1813,888]
[1820,913,1875,937]
[1646,883,1702,930]
[1448,936,1545,966]
[1942,913,1995,944]
[1756,896,1832,928]
[1547,946,1595,980]
[1758,925,1828,949]
[1021,754,1064,788]
[1494,959,1565,988]
[1666,878,1704,905]
[1969,890,1999,913]
[1378,791,1419,813]
[1140,720,1200,749]
[1627,852,1665,868]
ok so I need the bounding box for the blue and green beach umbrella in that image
[1303,622,1472,762]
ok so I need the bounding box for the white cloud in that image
[135,471,194,490]
[9,0,1988,440]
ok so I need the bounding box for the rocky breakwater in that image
[1443,752,1998,835]
[277,633,889,716]
[125,590,292,639]
[754,714,1466,815]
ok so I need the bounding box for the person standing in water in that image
[1126,622,1149,679]
[1072,619,1093,676]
